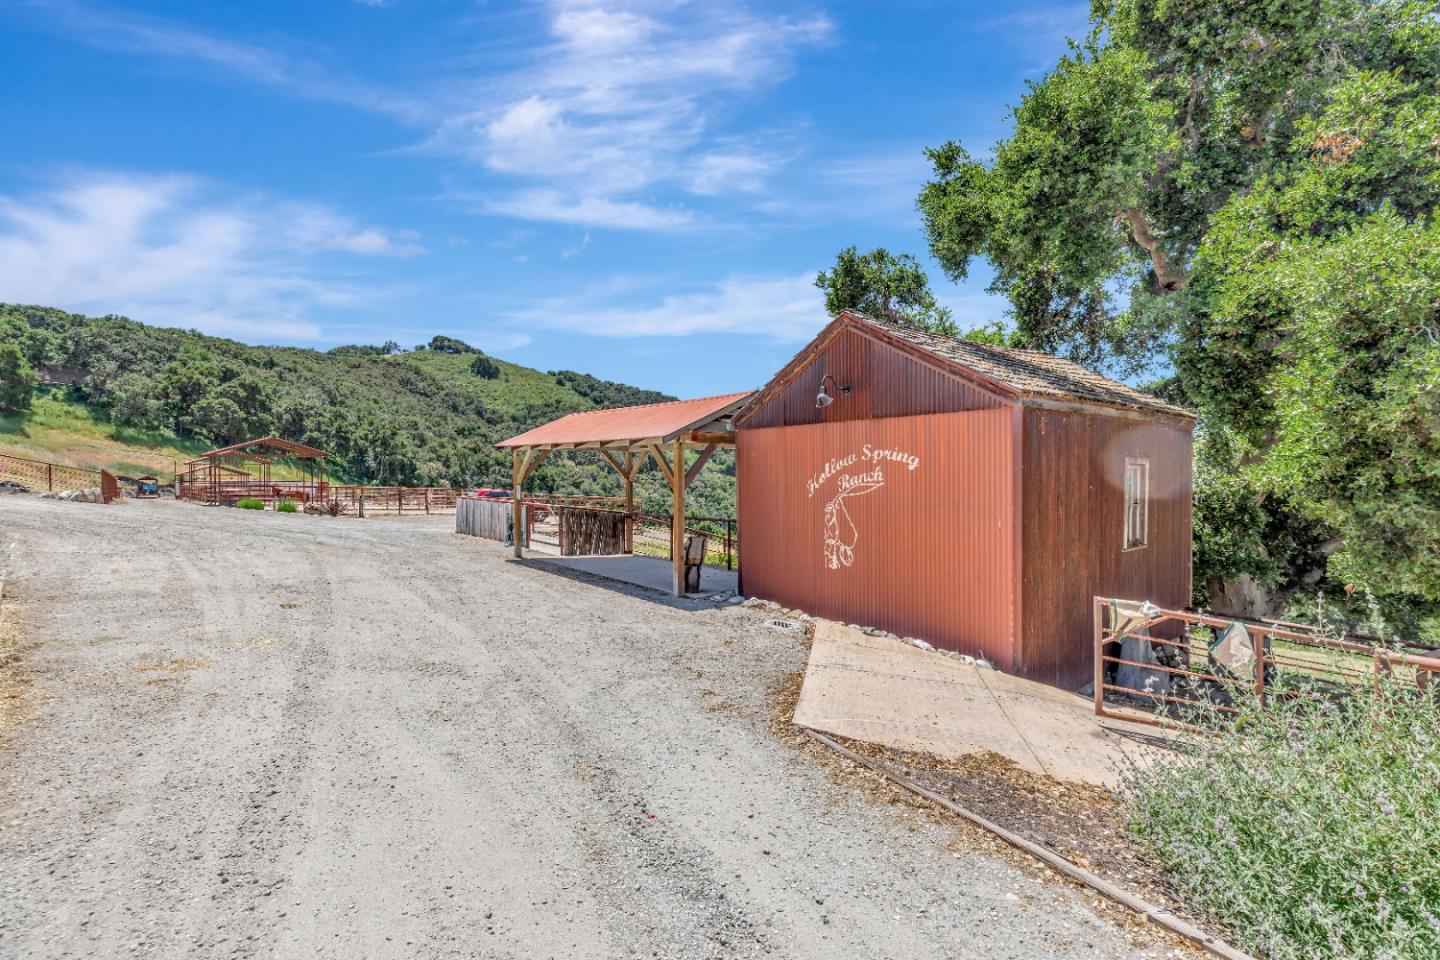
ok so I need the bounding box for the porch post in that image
[671,441,686,596]
[623,450,635,554]
[511,448,524,558]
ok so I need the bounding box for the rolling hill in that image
[0,304,737,517]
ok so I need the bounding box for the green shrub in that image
[1125,676,1440,959]
[275,500,298,513]
[236,498,265,510]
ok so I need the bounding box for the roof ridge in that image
[840,310,1193,419]
[559,389,753,416]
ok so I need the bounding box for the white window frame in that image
[1123,458,1149,551]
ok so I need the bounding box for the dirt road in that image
[0,497,1158,958]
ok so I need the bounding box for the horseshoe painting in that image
[822,480,884,569]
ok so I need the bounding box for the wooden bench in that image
[684,534,708,593]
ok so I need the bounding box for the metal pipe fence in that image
[0,452,103,492]
[1093,597,1440,729]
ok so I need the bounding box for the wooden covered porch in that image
[496,392,753,596]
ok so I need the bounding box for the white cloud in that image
[513,272,826,340]
[280,209,426,257]
[0,171,419,341]
[431,1,832,227]
[481,189,693,231]
[562,232,592,258]
[688,152,772,196]
[25,1,423,120]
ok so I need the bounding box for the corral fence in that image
[329,485,459,517]
[529,500,737,569]
[1094,597,1440,729]
[0,452,103,493]
[457,494,738,569]
[176,477,460,515]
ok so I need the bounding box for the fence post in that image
[1093,597,1106,717]
[424,488,431,514]
[47,463,53,491]
[725,522,733,571]
[1254,627,1267,702]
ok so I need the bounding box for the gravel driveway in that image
[0,497,1159,959]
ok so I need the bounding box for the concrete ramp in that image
[793,621,1174,788]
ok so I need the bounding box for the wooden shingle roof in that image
[847,311,1194,419]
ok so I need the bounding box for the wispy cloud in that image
[0,171,420,340]
[977,3,1091,71]
[512,271,826,340]
[19,0,424,120]
[479,189,693,231]
[430,1,832,228]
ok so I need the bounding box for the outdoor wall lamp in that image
[815,373,851,409]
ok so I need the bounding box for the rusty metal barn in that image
[735,310,1196,690]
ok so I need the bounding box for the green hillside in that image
[0,304,737,517]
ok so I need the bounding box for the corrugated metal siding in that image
[738,409,1020,669]
[742,327,1007,429]
[1019,408,1194,688]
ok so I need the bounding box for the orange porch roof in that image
[497,392,753,449]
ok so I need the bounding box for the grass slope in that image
[0,304,738,517]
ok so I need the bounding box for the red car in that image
[473,488,550,522]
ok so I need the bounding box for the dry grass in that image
[0,591,37,747]
[126,656,212,676]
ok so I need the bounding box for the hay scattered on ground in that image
[127,656,212,675]
[0,593,36,744]
[764,642,1210,958]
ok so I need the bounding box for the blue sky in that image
[0,0,1088,396]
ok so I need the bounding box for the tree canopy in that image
[814,246,958,335]
[915,0,1440,629]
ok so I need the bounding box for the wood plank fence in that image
[558,508,628,556]
[456,496,528,544]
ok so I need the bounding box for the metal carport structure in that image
[496,391,753,595]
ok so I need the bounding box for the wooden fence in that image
[0,452,103,493]
[176,478,460,514]
[456,496,528,544]
[558,507,628,556]
[331,486,460,516]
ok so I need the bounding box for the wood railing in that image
[176,478,461,514]
[522,501,737,569]
[329,486,460,516]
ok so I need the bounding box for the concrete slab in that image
[527,553,738,598]
[793,621,1175,789]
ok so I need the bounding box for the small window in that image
[1123,458,1149,550]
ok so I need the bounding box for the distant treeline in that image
[0,304,734,516]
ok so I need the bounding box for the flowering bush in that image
[1126,675,1440,959]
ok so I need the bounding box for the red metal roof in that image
[497,392,754,449]
[198,436,330,459]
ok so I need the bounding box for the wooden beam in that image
[685,443,718,487]
[688,430,736,446]
[623,451,635,554]
[517,447,552,483]
[646,443,675,488]
[671,441,686,596]
[511,449,524,559]
[598,450,627,480]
